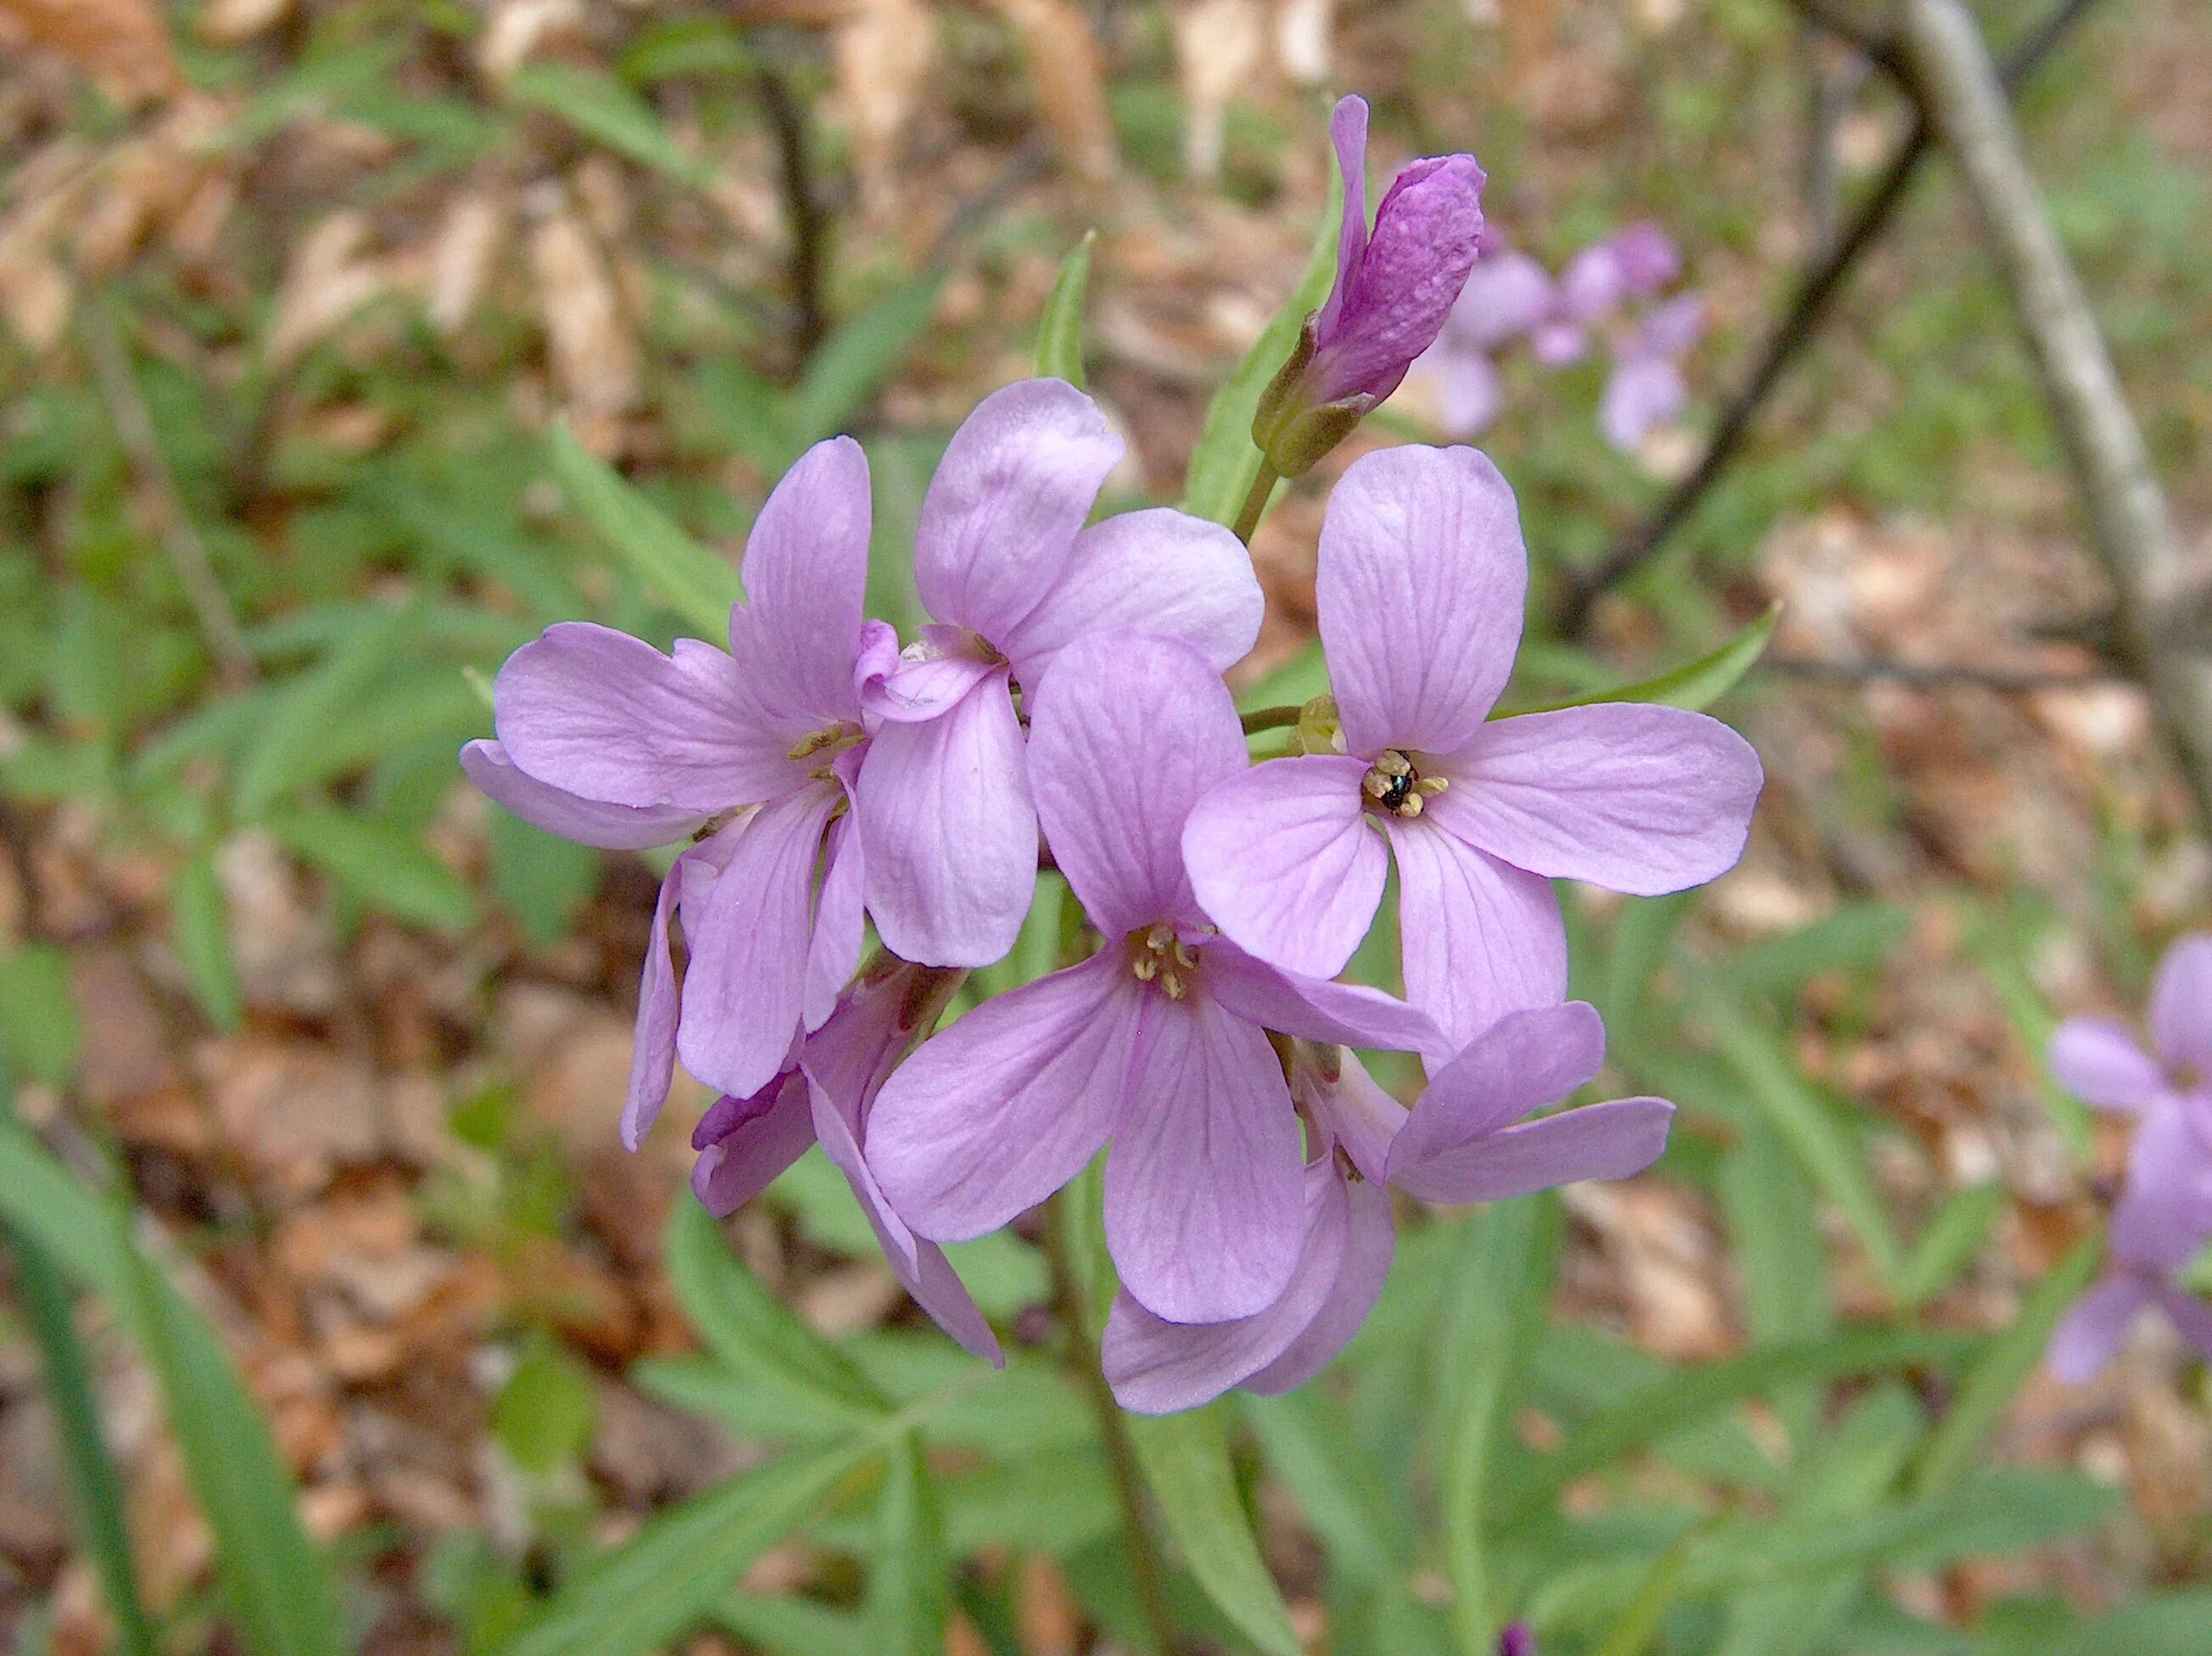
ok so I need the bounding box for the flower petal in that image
[1391,1097,1673,1205]
[676,786,838,1100]
[2146,1279,2212,1366]
[1385,1002,1607,1178]
[1386,819,1567,1054]
[1029,630,1248,937]
[856,622,1003,725]
[1107,992,1305,1323]
[1183,756,1388,981]
[729,435,869,730]
[1432,705,1762,894]
[2109,1103,2212,1271]
[622,861,685,1150]
[1244,1172,1395,1395]
[1293,1049,1407,1183]
[691,1073,818,1216]
[804,811,865,1032]
[1204,939,1440,1060]
[1599,355,1687,453]
[1309,153,1487,406]
[1315,95,1370,341]
[2149,934,2212,1073]
[869,954,1139,1240]
[2046,1273,2149,1384]
[1319,445,1527,758]
[856,674,1036,968]
[462,740,703,850]
[913,379,1123,642]
[1448,249,1554,351]
[999,508,1264,692]
[495,624,795,809]
[2047,1018,2165,1111]
[1432,347,1504,439]
[1102,1155,1352,1415]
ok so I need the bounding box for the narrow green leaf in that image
[1694,987,1908,1290]
[1127,1403,1301,1656]
[1517,602,1779,716]
[710,1594,870,1656]
[1589,1521,1707,1656]
[0,944,83,1088]
[1034,232,1096,388]
[172,852,244,1032]
[1243,1388,1403,1585]
[234,601,419,817]
[507,64,715,187]
[786,275,946,452]
[1897,1183,2007,1310]
[547,425,741,637]
[1181,169,1342,528]
[490,1338,600,1475]
[664,1199,889,1417]
[1911,1236,2099,1494]
[488,809,600,951]
[263,807,475,932]
[869,1431,949,1656]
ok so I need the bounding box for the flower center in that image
[1361,749,1449,820]
[788,720,866,780]
[1126,922,1201,1001]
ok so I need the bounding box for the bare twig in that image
[1765,652,2120,692]
[1553,0,2102,637]
[754,58,830,367]
[1784,0,1907,76]
[1898,0,2212,830]
[85,312,257,687]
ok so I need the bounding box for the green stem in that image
[1040,1191,1183,1655]
[1231,461,1281,546]
[1239,704,1302,734]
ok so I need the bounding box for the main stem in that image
[1232,461,1281,546]
[1040,1191,1182,1655]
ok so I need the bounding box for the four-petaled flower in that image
[1102,1002,1673,1413]
[867,630,1439,1325]
[1185,444,1763,1053]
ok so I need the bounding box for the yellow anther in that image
[1362,770,1392,801]
[1162,973,1187,1001]
[1132,954,1159,982]
[1416,775,1450,796]
[1374,749,1413,777]
[1172,940,1199,971]
[1397,792,1424,819]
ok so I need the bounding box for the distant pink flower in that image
[1102,1003,1673,1413]
[856,380,1262,968]
[690,955,1002,1363]
[2046,935,2212,1380]
[466,436,882,1133]
[1600,293,1707,452]
[867,631,1438,1326]
[1185,445,1762,1053]
[1407,234,1556,439]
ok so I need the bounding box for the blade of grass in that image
[1034,232,1097,388]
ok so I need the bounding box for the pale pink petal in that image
[913,379,1123,642]
[1636,291,1707,358]
[1436,348,1504,438]
[809,1079,1003,1364]
[869,955,1140,1240]
[2046,1273,2149,1383]
[1392,1097,1673,1205]
[1245,1172,1395,1395]
[1386,819,1567,1054]
[1432,706,1762,894]
[1447,249,1554,350]
[675,786,839,1100]
[1107,993,1304,1323]
[1293,1050,1407,1183]
[2149,935,2212,1073]
[804,812,864,1031]
[856,623,1003,724]
[2109,1105,2212,1271]
[496,624,796,809]
[1315,95,1370,340]
[729,435,869,730]
[622,859,687,1150]
[1102,1156,1351,1415]
[1183,757,1388,981]
[690,1073,817,1216]
[1203,939,1441,1060]
[1599,355,1687,453]
[1385,1002,1607,1178]
[2146,1280,2212,1366]
[2047,1018,2165,1111]
[1029,631,1248,936]
[856,674,1036,968]
[999,508,1264,692]
[462,740,703,850]
[1318,445,1528,758]
[1531,319,1589,366]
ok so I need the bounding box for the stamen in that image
[1416,776,1450,796]
[1132,954,1159,982]
[788,721,864,761]
[1361,748,1432,819]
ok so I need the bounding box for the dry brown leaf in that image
[1176,0,1266,183]
[268,211,394,366]
[992,0,1116,181]
[0,249,70,352]
[834,0,936,220]
[426,190,510,335]
[528,200,640,456]
[0,0,179,104]
[478,0,586,81]
[198,0,290,43]
[1274,0,1333,86]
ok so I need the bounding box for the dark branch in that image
[755,59,829,369]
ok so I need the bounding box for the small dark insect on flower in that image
[1377,769,1416,812]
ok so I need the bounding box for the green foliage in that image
[1129,1404,1303,1656]
[1035,232,1098,388]
[546,428,743,637]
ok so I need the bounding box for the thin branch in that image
[1553,0,2103,637]
[85,312,256,686]
[1782,0,1908,76]
[1898,0,2212,831]
[1765,652,2120,691]
[754,58,829,368]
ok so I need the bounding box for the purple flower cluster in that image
[466,386,1762,1411]
[2045,935,2212,1381]
[1411,221,1707,454]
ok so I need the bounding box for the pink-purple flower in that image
[855,379,1262,966]
[1407,232,1556,439]
[1101,1002,1673,1413]
[2045,934,2212,1380]
[1254,95,1487,477]
[866,629,1439,1326]
[1184,444,1763,1052]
